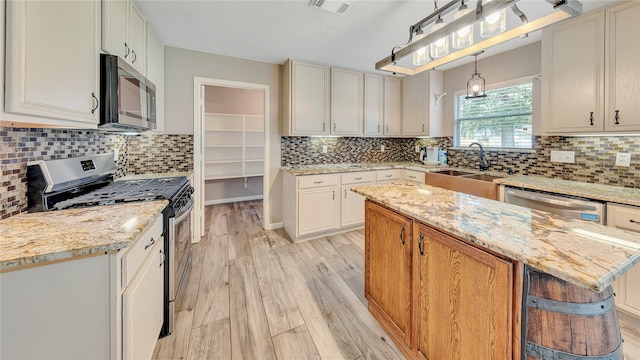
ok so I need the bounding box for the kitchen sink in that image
[425,170,504,200]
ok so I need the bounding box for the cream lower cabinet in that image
[608,203,640,323]
[403,169,425,183]
[376,169,402,184]
[341,171,375,227]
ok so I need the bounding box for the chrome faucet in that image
[465,142,490,171]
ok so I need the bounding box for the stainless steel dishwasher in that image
[503,186,605,223]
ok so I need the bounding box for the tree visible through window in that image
[455,81,533,149]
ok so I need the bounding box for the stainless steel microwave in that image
[99,54,156,132]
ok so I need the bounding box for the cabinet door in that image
[122,241,165,360]
[364,74,384,136]
[414,223,512,360]
[542,12,605,133]
[341,185,369,227]
[331,68,363,135]
[298,187,339,236]
[365,201,413,346]
[146,26,164,132]
[289,61,330,135]
[102,0,129,59]
[605,2,640,132]
[383,77,402,136]
[129,4,147,75]
[403,71,442,136]
[5,0,100,125]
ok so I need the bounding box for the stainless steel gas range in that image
[26,153,192,337]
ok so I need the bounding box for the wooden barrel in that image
[525,267,623,360]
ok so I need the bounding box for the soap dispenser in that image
[420,147,426,162]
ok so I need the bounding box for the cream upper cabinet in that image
[4,0,101,127]
[402,71,443,136]
[331,68,363,135]
[543,2,640,134]
[364,74,384,136]
[383,76,402,136]
[284,60,330,135]
[146,25,164,133]
[605,2,640,132]
[102,0,147,75]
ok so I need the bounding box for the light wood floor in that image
[153,200,640,360]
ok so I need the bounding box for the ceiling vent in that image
[309,0,352,15]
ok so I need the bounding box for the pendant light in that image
[452,1,474,49]
[480,0,506,38]
[429,0,449,59]
[413,29,428,65]
[466,52,486,99]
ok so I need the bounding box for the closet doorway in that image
[193,78,269,240]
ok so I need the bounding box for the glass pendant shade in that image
[466,74,486,98]
[413,31,428,65]
[452,5,474,49]
[480,0,506,39]
[429,17,449,59]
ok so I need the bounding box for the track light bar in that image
[375,0,583,75]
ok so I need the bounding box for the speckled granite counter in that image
[282,162,448,176]
[352,182,640,292]
[495,175,640,207]
[118,171,193,180]
[0,200,168,271]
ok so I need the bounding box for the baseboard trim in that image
[264,222,283,230]
[204,195,263,206]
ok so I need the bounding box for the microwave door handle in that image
[506,190,596,211]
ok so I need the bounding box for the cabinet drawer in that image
[122,215,163,287]
[404,170,425,183]
[607,203,640,233]
[376,169,402,182]
[342,171,375,185]
[298,174,338,189]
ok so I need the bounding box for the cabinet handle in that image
[313,181,323,184]
[377,124,380,133]
[386,124,389,133]
[132,50,137,64]
[322,123,326,131]
[333,123,336,132]
[91,92,99,114]
[344,189,347,198]
[615,110,620,125]
[124,42,130,58]
[144,237,156,250]
[400,225,405,245]
[159,249,165,268]
[332,190,335,200]
[589,112,594,126]
[354,177,362,180]
[409,175,416,179]
[385,174,392,178]
[418,233,425,256]
[630,219,639,224]
[422,124,425,132]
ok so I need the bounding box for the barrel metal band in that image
[526,341,623,360]
[527,294,615,316]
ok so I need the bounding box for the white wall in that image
[164,47,282,224]
[442,42,543,137]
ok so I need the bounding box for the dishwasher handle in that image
[506,190,597,211]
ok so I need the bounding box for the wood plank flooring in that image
[153,200,640,360]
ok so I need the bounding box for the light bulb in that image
[485,12,501,24]
[472,84,480,92]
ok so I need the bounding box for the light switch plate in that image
[113,148,119,162]
[615,152,631,167]
[322,145,328,154]
[381,145,385,152]
[415,145,420,153]
[550,150,575,163]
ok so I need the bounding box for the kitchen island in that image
[351,182,640,360]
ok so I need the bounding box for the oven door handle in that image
[174,199,194,224]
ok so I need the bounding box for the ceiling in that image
[135,0,617,74]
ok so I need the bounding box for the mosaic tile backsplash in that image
[281,136,640,189]
[1,127,193,219]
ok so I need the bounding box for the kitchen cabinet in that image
[340,171,375,227]
[384,77,403,136]
[283,60,330,135]
[0,214,164,360]
[376,169,403,184]
[365,201,414,350]
[102,0,147,75]
[403,169,425,183]
[4,0,100,127]
[364,74,384,136]
[331,68,363,135]
[413,222,513,360]
[543,1,640,133]
[146,25,165,133]
[402,71,443,136]
[608,203,640,323]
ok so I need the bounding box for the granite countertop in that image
[495,175,640,207]
[282,162,454,176]
[352,182,640,293]
[118,171,193,180]
[0,200,168,271]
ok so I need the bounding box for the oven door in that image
[167,197,193,334]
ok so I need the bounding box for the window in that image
[454,80,533,149]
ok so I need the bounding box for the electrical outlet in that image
[550,150,575,163]
[615,152,631,167]
[322,145,328,154]
[415,145,420,153]
[113,148,119,162]
[381,145,385,152]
